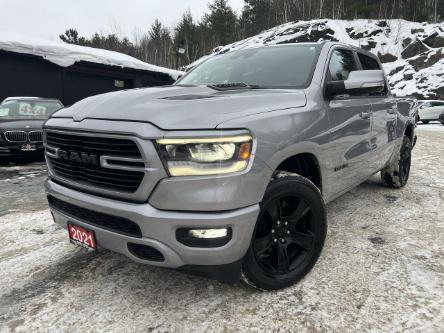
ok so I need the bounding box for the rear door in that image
[357,52,397,171]
[324,48,374,197]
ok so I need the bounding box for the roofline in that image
[2,97,63,103]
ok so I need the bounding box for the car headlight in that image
[156,135,253,176]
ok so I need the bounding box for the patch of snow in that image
[0,31,183,80]
[416,123,444,131]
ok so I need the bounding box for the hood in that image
[0,119,45,130]
[52,86,307,129]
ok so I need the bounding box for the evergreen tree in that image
[204,0,239,45]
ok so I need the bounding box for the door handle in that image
[360,112,371,119]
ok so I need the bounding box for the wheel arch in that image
[273,152,323,192]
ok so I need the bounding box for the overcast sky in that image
[0,0,245,41]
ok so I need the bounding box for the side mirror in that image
[326,70,385,98]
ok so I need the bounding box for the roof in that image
[0,31,182,80]
[2,97,63,104]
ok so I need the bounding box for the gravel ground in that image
[0,126,443,333]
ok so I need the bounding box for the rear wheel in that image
[381,136,412,188]
[241,173,327,290]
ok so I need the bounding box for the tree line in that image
[60,0,443,69]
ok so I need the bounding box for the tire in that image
[381,136,412,188]
[422,120,429,124]
[241,173,327,291]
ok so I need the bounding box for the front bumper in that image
[45,179,259,268]
[0,144,44,157]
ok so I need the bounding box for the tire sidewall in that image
[398,136,412,187]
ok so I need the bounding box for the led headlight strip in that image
[156,134,253,176]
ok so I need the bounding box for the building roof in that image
[0,31,182,80]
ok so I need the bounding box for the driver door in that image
[324,48,374,198]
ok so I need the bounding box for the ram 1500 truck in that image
[44,42,417,290]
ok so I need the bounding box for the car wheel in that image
[422,120,429,124]
[381,136,412,188]
[241,173,327,291]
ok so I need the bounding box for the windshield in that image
[0,100,63,120]
[178,44,321,89]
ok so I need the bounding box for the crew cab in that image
[43,42,417,290]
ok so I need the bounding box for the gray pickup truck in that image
[44,42,417,290]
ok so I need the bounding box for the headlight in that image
[156,135,253,176]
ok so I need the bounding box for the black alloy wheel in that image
[242,174,327,290]
[253,195,315,275]
[399,137,412,185]
[381,135,412,188]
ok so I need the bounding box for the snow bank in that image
[0,31,182,80]
[188,19,444,99]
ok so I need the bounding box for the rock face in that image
[191,19,444,99]
[401,40,429,59]
[423,32,444,48]
[378,52,398,63]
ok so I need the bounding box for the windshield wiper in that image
[207,82,264,91]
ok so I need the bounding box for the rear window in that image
[0,100,63,119]
[358,53,381,70]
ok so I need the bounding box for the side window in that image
[328,49,357,81]
[358,53,381,70]
[358,52,387,96]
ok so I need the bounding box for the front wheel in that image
[241,173,327,290]
[381,136,412,188]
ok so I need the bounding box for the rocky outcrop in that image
[378,52,398,63]
[193,19,444,98]
[408,50,444,71]
[423,32,444,48]
[401,40,429,59]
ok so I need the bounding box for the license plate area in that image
[68,223,97,251]
[21,143,36,151]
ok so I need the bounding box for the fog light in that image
[176,227,232,248]
[189,228,228,239]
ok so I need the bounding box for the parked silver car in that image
[418,100,444,124]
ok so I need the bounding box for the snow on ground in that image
[187,19,444,99]
[0,31,182,80]
[416,122,444,131]
[0,130,443,332]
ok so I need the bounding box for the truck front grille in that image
[4,131,27,142]
[45,131,145,193]
[47,195,142,238]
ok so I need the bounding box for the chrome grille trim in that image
[28,131,43,143]
[45,131,144,193]
[43,128,167,202]
[4,131,27,142]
